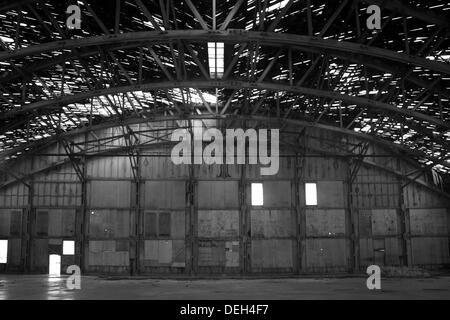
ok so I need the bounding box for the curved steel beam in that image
[1,80,449,130]
[2,40,449,102]
[1,30,450,74]
[0,114,448,198]
[2,113,448,171]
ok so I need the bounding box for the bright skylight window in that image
[208,42,224,79]
[267,0,290,12]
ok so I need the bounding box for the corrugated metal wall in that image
[0,126,448,275]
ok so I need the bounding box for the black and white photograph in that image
[0,0,449,309]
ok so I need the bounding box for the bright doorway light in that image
[305,183,318,206]
[251,183,264,206]
[0,240,8,263]
[63,240,75,255]
[49,255,61,276]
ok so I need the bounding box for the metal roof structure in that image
[0,0,449,191]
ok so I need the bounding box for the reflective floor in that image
[0,275,450,300]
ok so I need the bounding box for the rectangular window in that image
[251,183,264,206]
[208,42,224,79]
[158,212,171,237]
[145,212,171,238]
[0,240,7,263]
[36,211,48,236]
[145,212,157,237]
[63,240,75,255]
[10,210,21,236]
[305,183,318,206]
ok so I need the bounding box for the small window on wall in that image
[305,183,318,206]
[0,240,7,263]
[144,212,171,238]
[251,183,264,206]
[63,240,75,255]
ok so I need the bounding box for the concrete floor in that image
[0,275,449,300]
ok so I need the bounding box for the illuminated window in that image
[251,183,264,206]
[208,42,224,79]
[305,183,318,206]
[63,240,75,255]
[0,240,7,263]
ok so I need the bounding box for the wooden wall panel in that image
[411,238,449,265]
[305,239,348,271]
[198,210,239,238]
[306,209,346,237]
[404,185,449,209]
[260,181,291,207]
[7,239,22,266]
[47,209,76,237]
[142,181,185,209]
[0,184,28,208]
[88,240,129,266]
[251,240,293,270]
[87,156,131,179]
[0,209,11,236]
[371,209,397,236]
[140,155,189,179]
[246,157,294,180]
[89,210,130,238]
[409,209,447,235]
[304,157,348,181]
[316,181,346,208]
[197,181,238,209]
[89,181,131,208]
[251,209,292,238]
[144,240,185,267]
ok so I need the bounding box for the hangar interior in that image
[0,0,449,276]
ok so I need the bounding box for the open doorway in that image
[0,240,7,264]
[49,254,61,276]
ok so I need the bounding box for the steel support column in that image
[398,169,412,267]
[186,127,198,275]
[76,133,88,272]
[293,152,304,274]
[24,156,35,272]
[347,158,358,272]
[239,162,250,274]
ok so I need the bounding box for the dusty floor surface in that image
[0,275,449,300]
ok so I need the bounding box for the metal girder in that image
[0,119,448,199]
[2,37,448,101]
[1,30,450,74]
[2,80,449,130]
[2,113,448,173]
